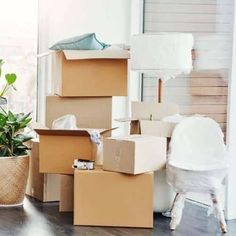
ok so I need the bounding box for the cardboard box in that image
[45,96,112,129]
[74,168,153,228]
[117,102,179,137]
[103,135,166,174]
[59,175,74,212]
[26,140,60,202]
[52,50,129,97]
[35,128,113,174]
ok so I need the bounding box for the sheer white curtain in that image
[0,0,38,117]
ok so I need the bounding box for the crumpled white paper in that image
[52,114,102,145]
[52,114,77,130]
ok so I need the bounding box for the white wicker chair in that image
[167,117,228,233]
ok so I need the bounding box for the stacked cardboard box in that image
[35,49,178,228]
[26,139,60,202]
[115,101,179,212]
[36,50,129,172]
[59,103,179,227]
[74,167,153,227]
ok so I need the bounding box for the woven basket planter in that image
[0,155,29,206]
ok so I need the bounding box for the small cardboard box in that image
[117,102,179,138]
[74,168,153,228]
[26,140,60,202]
[103,135,166,174]
[35,128,113,175]
[45,96,112,129]
[52,50,129,97]
[59,175,74,212]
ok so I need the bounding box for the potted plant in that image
[0,59,32,206]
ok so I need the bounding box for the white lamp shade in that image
[194,34,231,71]
[131,33,194,81]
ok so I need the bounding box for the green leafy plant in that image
[0,59,17,99]
[0,111,32,156]
[0,59,32,157]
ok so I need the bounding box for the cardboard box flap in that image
[115,117,139,122]
[63,50,130,60]
[132,102,179,120]
[107,134,164,142]
[100,127,118,135]
[35,127,116,137]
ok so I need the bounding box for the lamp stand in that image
[158,78,162,103]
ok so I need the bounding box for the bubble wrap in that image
[167,116,228,193]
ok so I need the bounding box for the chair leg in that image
[170,193,186,231]
[162,193,178,218]
[210,193,227,234]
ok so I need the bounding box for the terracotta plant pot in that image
[0,155,29,206]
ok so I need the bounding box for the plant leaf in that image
[0,106,7,115]
[14,133,33,143]
[8,110,16,122]
[16,112,31,123]
[0,113,7,127]
[5,73,17,85]
[20,118,32,127]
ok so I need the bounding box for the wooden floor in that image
[0,197,235,236]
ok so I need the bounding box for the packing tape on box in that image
[73,159,95,170]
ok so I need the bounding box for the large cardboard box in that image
[59,175,74,212]
[52,50,129,97]
[45,96,112,129]
[103,135,166,174]
[74,168,153,228]
[117,102,179,138]
[26,140,60,202]
[35,128,112,174]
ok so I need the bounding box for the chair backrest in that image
[168,116,227,171]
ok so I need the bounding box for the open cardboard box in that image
[51,50,129,97]
[35,127,115,175]
[117,102,179,138]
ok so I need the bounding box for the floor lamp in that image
[130,33,194,103]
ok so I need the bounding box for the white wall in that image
[38,0,140,135]
[226,4,236,219]
[39,0,131,48]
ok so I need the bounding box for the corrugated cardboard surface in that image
[131,102,179,120]
[139,120,176,137]
[74,168,153,228]
[26,140,60,202]
[53,52,128,97]
[46,96,112,129]
[59,175,74,212]
[130,120,177,137]
[103,135,166,174]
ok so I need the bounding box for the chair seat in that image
[167,164,227,193]
[168,117,228,171]
[168,155,228,171]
